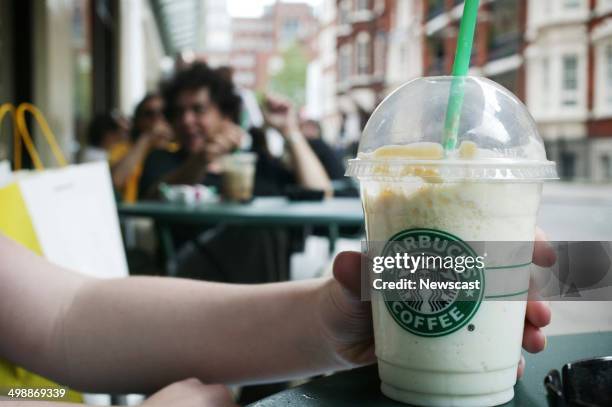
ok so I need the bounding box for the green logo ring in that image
[381,228,485,337]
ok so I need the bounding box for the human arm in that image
[110,135,151,189]
[110,122,172,190]
[0,228,553,398]
[306,139,346,180]
[263,96,332,196]
[0,234,346,396]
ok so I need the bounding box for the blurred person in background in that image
[79,111,129,163]
[138,63,331,199]
[138,62,332,289]
[109,93,174,202]
[138,64,333,330]
[257,94,341,196]
[298,117,345,180]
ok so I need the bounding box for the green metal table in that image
[251,331,612,406]
[118,197,364,266]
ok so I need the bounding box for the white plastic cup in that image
[347,77,558,406]
[221,152,257,203]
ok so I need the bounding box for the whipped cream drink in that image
[363,143,539,406]
[347,77,557,406]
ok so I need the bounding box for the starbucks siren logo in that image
[382,228,485,337]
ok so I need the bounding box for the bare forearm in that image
[58,277,338,393]
[111,137,150,188]
[286,133,332,196]
[0,235,87,387]
[0,235,342,395]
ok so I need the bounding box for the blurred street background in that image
[2,0,612,182]
[1,2,611,404]
[2,0,612,285]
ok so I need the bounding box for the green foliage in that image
[268,43,308,107]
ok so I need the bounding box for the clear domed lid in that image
[346,76,558,181]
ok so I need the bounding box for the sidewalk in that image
[545,301,612,336]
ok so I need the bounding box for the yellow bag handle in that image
[1,102,68,171]
[14,103,68,170]
[0,103,21,170]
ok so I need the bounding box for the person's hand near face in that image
[319,228,555,377]
[262,93,333,194]
[139,121,172,150]
[262,94,299,136]
[299,119,322,140]
[201,120,244,166]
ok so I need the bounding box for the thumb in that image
[333,251,363,299]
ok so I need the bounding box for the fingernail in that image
[543,335,547,350]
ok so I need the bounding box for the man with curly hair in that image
[138,63,331,199]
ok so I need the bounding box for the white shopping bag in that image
[17,161,128,279]
[0,160,10,187]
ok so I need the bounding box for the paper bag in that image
[17,161,129,279]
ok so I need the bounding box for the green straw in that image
[442,0,480,153]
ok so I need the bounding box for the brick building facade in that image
[423,0,526,98]
[229,2,317,90]
[324,0,612,180]
[314,0,341,142]
[336,0,392,97]
[335,0,395,143]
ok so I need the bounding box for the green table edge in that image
[117,198,364,227]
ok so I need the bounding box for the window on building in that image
[490,71,517,94]
[374,32,385,75]
[562,55,578,106]
[563,0,581,9]
[400,43,408,69]
[560,151,576,179]
[542,57,550,108]
[374,0,385,14]
[356,33,371,75]
[339,44,353,80]
[602,155,612,179]
[339,0,351,25]
[427,0,445,19]
[605,44,612,105]
[426,35,445,75]
[488,0,520,61]
[544,0,552,13]
[282,18,300,43]
[356,0,370,11]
